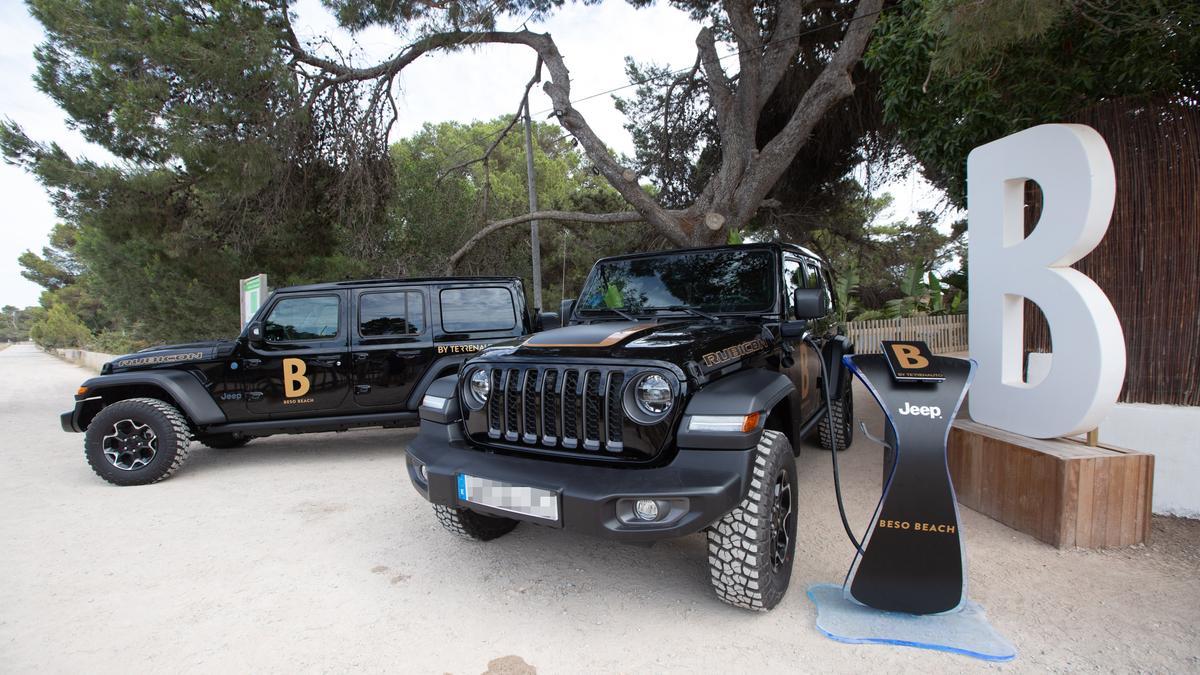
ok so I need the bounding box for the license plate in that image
[457,474,560,522]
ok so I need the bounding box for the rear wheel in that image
[707,429,797,611]
[197,433,252,450]
[818,377,854,451]
[84,398,192,486]
[433,505,519,541]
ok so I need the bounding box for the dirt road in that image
[1,343,1197,672]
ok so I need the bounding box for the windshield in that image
[577,249,776,315]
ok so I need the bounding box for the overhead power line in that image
[435,5,893,172]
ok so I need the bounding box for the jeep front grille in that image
[472,364,657,456]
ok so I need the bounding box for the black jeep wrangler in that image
[405,244,854,611]
[63,277,539,486]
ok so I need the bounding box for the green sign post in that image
[240,274,268,326]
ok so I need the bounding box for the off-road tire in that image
[198,433,252,450]
[433,505,519,541]
[707,429,798,611]
[817,378,854,452]
[84,397,192,486]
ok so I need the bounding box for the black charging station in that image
[841,342,976,615]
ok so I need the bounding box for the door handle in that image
[353,352,369,361]
[313,358,342,367]
[245,359,262,367]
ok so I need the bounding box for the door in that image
[243,292,351,416]
[351,288,433,408]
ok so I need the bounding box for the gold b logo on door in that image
[283,358,311,398]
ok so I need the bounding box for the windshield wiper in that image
[647,305,720,322]
[580,307,638,321]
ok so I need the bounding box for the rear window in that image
[440,287,517,333]
[359,291,424,337]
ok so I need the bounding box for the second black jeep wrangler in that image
[406,244,855,611]
[63,276,539,485]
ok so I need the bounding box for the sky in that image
[0,0,953,309]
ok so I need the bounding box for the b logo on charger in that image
[898,402,942,419]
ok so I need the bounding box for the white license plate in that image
[457,474,560,522]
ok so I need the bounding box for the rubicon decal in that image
[702,338,766,367]
[114,351,204,368]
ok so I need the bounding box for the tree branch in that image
[282,2,686,245]
[446,210,645,273]
[735,0,883,221]
[436,59,542,183]
[757,1,808,103]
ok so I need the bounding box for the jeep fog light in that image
[418,464,428,481]
[634,499,660,521]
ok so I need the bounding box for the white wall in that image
[52,348,116,374]
[1028,352,1200,517]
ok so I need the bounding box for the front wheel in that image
[83,398,193,486]
[433,505,519,541]
[707,429,798,611]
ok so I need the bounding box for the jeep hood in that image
[505,319,771,367]
[108,340,236,372]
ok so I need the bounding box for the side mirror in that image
[247,321,264,345]
[793,287,828,319]
[559,298,575,324]
[538,311,561,332]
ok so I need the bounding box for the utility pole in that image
[522,105,543,312]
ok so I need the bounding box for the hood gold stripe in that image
[523,322,658,348]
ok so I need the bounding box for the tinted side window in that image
[264,295,340,341]
[360,291,425,337]
[440,287,516,333]
[783,258,804,319]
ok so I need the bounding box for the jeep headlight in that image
[631,373,673,418]
[466,369,490,409]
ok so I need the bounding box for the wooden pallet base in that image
[947,419,1154,549]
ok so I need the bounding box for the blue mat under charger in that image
[807,584,1016,662]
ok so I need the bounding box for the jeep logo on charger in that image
[898,402,942,419]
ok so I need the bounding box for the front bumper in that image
[61,397,103,433]
[405,419,755,542]
[60,409,79,433]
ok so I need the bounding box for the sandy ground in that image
[0,342,1197,673]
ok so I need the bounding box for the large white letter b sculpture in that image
[967,124,1125,439]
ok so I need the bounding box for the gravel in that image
[2,343,1197,672]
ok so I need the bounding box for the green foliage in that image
[868,0,1200,205]
[0,305,37,342]
[87,329,147,355]
[29,302,91,349]
[863,267,966,320]
[389,118,653,302]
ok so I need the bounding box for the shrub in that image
[29,303,92,349]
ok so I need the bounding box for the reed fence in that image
[845,314,968,354]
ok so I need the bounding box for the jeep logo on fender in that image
[898,402,942,419]
[283,357,311,398]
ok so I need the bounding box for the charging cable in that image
[803,335,865,556]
